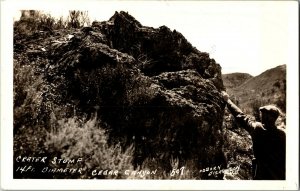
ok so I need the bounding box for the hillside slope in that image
[225,65,286,113]
[222,73,253,89]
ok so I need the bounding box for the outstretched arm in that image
[221,91,262,135]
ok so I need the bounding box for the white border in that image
[1,0,299,190]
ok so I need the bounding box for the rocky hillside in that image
[222,73,253,89]
[225,65,286,113]
[14,11,228,179]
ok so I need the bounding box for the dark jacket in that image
[226,99,286,180]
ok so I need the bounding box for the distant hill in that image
[223,64,286,113]
[222,73,253,89]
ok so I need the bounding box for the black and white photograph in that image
[1,0,299,190]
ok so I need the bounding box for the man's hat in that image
[259,105,280,118]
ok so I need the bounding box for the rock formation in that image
[15,11,227,179]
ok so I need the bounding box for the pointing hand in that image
[221,91,229,102]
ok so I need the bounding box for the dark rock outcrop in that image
[92,11,223,87]
[26,11,226,178]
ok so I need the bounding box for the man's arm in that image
[222,91,262,135]
[226,99,243,116]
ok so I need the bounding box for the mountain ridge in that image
[222,72,253,89]
[223,64,286,113]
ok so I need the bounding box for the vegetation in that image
[44,116,135,179]
[14,10,90,37]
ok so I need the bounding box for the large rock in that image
[46,11,226,178]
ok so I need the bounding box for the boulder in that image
[46,11,226,178]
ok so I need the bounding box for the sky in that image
[11,1,298,76]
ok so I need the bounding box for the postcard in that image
[1,0,299,190]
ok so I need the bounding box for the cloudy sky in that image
[11,1,298,76]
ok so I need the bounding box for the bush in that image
[14,10,90,36]
[38,13,56,31]
[45,116,135,179]
[13,55,44,130]
[67,10,90,28]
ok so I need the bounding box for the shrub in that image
[67,10,90,28]
[14,10,90,36]
[55,16,67,29]
[38,13,56,31]
[13,55,44,130]
[44,116,135,179]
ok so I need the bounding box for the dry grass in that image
[45,115,135,179]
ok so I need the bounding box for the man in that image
[221,91,286,180]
